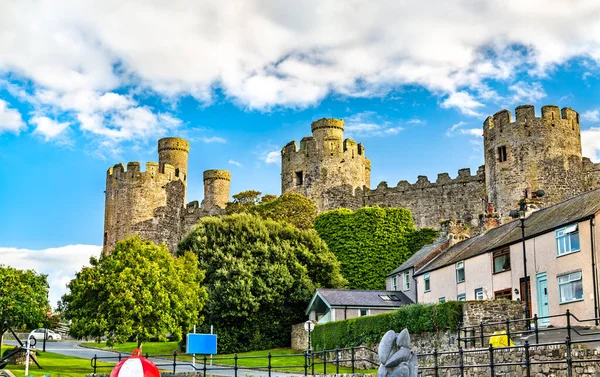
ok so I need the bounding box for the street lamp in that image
[509,189,545,331]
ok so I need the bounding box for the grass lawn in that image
[81,342,377,374]
[1,344,113,377]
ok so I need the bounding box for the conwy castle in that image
[103,104,600,253]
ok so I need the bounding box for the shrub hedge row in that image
[310,302,463,350]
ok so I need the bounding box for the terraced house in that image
[390,189,600,327]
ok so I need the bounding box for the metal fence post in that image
[566,336,573,377]
[433,349,439,377]
[304,350,308,377]
[118,352,122,362]
[566,310,572,341]
[506,318,511,342]
[203,355,207,377]
[173,350,177,373]
[533,314,539,344]
[457,324,462,348]
[480,321,485,347]
[488,344,494,377]
[93,354,97,375]
[459,346,464,377]
[335,347,339,375]
[268,352,272,377]
[351,346,355,373]
[311,350,315,375]
[523,340,531,377]
[323,349,327,375]
[234,353,238,377]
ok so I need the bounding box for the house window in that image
[497,146,507,162]
[403,271,410,291]
[558,272,583,303]
[392,276,397,291]
[457,293,466,302]
[456,261,465,283]
[494,288,512,300]
[424,273,430,292]
[295,171,304,186]
[493,248,511,273]
[439,297,446,303]
[360,309,369,316]
[475,288,484,300]
[556,224,580,256]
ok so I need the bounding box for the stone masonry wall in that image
[292,322,309,351]
[462,300,525,333]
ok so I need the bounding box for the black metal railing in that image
[90,346,380,376]
[457,309,600,349]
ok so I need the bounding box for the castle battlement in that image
[484,105,580,133]
[366,166,485,195]
[106,161,183,182]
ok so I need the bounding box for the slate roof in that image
[387,238,448,277]
[315,288,413,308]
[415,188,600,275]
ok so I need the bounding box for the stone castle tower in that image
[103,138,230,254]
[281,118,371,210]
[282,105,600,230]
[484,105,585,217]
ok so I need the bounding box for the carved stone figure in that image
[377,329,417,377]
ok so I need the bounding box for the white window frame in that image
[424,273,431,292]
[359,308,369,316]
[558,272,583,304]
[392,275,398,291]
[475,288,484,300]
[555,224,580,256]
[403,271,410,291]
[456,261,465,283]
[457,293,466,302]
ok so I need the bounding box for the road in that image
[3,340,305,376]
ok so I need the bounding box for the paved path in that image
[3,340,305,376]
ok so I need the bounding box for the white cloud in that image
[0,245,102,308]
[30,116,70,140]
[582,127,600,161]
[264,151,280,164]
[345,111,403,137]
[441,92,484,116]
[582,109,600,122]
[228,159,242,167]
[509,81,546,103]
[0,99,26,134]
[406,119,423,125]
[201,136,227,143]
[446,121,467,136]
[2,0,600,119]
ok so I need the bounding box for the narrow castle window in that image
[497,146,507,162]
[296,171,304,186]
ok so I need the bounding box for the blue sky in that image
[3,0,600,305]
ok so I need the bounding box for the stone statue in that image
[377,329,417,377]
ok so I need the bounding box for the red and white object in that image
[110,349,160,377]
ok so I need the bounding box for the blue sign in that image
[186,334,218,355]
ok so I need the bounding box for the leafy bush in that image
[178,213,346,352]
[311,302,463,350]
[314,207,438,289]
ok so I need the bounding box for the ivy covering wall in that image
[314,207,438,290]
[311,302,463,350]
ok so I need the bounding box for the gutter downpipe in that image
[591,218,599,325]
[413,268,419,304]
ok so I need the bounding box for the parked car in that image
[30,328,62,341]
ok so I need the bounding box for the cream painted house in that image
[413,189,600,327]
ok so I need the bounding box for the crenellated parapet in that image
[484,104,584,218]
[106,161,185,183]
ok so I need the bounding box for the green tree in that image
[314,207,437,290]
[225,190,264,214]
[62,237,207,348]
[178,213,346,352]
[249,193,317,229]
[0,266,50,340]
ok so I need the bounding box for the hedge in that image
[310,302,463,350]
